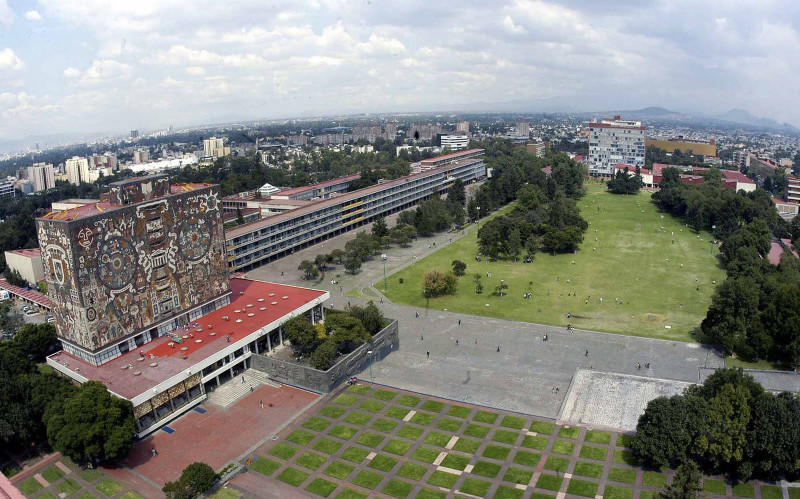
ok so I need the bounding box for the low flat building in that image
[4,248,44,285]
[0,278,51,312]
[526,142,547,158]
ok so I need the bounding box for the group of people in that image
[566,324,574,333]
[635,362,651,370]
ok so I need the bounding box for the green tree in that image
[310,339,338,371]
[451,260,467,276]
[473,273,483,294]
[14,323,57,361]
[344,256,362,274]
[283,316,320,355]
[326,312,371,353]
[447,178,466,206]
[46,381,136,464]
[235,207,244,225]
[314,254,328,272]
[371,216,389,238]
[298,260,319,279]
[422,270,458,297]
[4,267,28,287]
[179,462,218,497]
[0,300,23,334]
[348,301,384,335]
[632,394,708,469]
[494,281,509,296]
[329,248,347,264]
[694,383,751,469]
[657,460,702,499]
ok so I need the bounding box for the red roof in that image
[0,278,51,308]
[8,248,41,258]
[47,278,327,400]
[614,164,650,174]
[721,170,755,184]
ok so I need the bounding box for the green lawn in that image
[428,470,459,488]
[482,444,511,460]
[473,410,499,423]
[492,429,519,445]
[529,420,555,434]
[340,446,370,464]
[277,467,310,486]
[608,467,638,484]
[323,461,354,480]
[760,485,783,499]
[573,461,604,478]
[423,431,451,447]
[440,453,470,471]
[397,462,427,481]
[372,418,398,433]
[347,384,371,395]
[397,425,424,440]
[544,456,569,473]
[250,457,280,476]
[551,440,575,455]
[368,454,398,472]
[79,468,106,483]
[513,450,541,467]
[643,471,668,487]
[459,477,491,497]
[382,479,414,498]
[344,411,372,425]
[57,478,82,495]
[320,405,346,419]
[702,478,727,495]
[306,478,337,497]
[17,477,43,495]
[566,478,598,498]
[503,466,533,484]
[379,184,724,340]
[472,460,501,478]
[96,478,124,497]
[604,485,634,499]
[358,399,385,413]
[421,400,445,412]
[557,426,580,439]
[453,437,480,454]
[296,452,327,470]
[731,483,755,498]
[536,474,563,491]
[313,438,343,455]
[287,429,316,445]
[447,405,472,418]
[352,470,382,489]
[269,442,298,459]
[41,465,64,483]
[500,415,527,429]
[373,388,398,400]
[584,429,612,444]
[465,423,491,438]
[579,444,608,461]
[355,432,384,448]
[383,439,412,456]
[329,424,359,440]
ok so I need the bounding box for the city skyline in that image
[0,0,799,140]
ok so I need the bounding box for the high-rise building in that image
[203,137,231,158]
[384,123,397,139]
[516,121,530,138]
[36,175,230,366]
[130,129,139,139]
[456,121,470,133]
[410,124,442,141]
[587,116,646,176]
[65,156,89,185]
[133,149,149,164]
[27,162,55,192]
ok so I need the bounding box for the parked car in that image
[46,317,56,323]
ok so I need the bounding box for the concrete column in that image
[279,327,283,345]
[215,375,220,387]
[310,307,315,323]
[267,333,272,352]
[254,337,260,354]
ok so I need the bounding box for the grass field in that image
[379,182,725,341]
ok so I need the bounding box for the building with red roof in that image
[3,247,43,285]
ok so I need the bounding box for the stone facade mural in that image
[37,177,230,353]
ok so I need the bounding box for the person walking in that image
[496,345,500,352]
[241,375,245,384]
[152,448,158,457]
[260,400,264,409]
[585,349,589,356]
[458,319,461,326]
[456,339,459,346]
[426,351,430,358]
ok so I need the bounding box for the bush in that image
[311,340,338,371]
[162,461,218,499]
[422,269,458,297]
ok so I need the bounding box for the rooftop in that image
[0,278,51,308]
[47,277,327,400]
[7,248,41,258]
[270,174,361,198]
[38,183,213,222]
[420,148,484,165]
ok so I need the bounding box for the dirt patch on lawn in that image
[641,313,666,323]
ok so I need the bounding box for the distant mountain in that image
[716,108,797,131]
[0,131,114,155]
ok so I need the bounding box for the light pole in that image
[476,206,480,222]
[367,350,374,387]
[381,254,387,292]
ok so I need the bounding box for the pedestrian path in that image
[207,369,281,408]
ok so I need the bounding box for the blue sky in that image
[0,0,799,140]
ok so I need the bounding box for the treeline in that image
[633,369,800,482]
[607,167,643,195]
[471,138,588,259]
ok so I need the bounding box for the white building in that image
[65,156,89,185]
[27,163,55,192]
[439,134,470,151]
[4,248,43,285]
[0,177,14,197]
[517,121,530,138]
[203,137,231,158]
[588,116,646,176]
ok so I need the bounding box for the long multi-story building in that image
[27,162,55,192]
[225,149,486,271]
[438,134,470,151]
[587,116,646,176]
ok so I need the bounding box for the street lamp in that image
[381,254,388,292]
[476,206,480,222]
[366,350,374,387]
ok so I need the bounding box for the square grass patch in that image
[76,494,97,499]
[372,418,398,433]
[383,439,412,456]
[482,444,511,461]
[35,493,57,499]
[789,489,800,499]
[513,450,541,467]
[306,478,338,498]
[270,442,299,459]
[459,477,491,497]
[296,452,327,471]
[453,437,480,454]
[536,474,563,492]
[323,461,355,480]
[397,425,424,440]
[410,412,435,425]
[473,410,499,423]
[464,423,490,438]
[573,461,603,479]
[500,415,526,429]
[329,424,359,440]
[396,394,421,407]
[643,471,668,488]
[544,456,569,473]
[368,454,398,472]
[616,434,635,448]
[447,405,472,418]
[529,420,555,434]
[492,429,519,445]
[382,479,415,499]
[551,440,575,455]
[503,466,533,484]
[120,493,145,499]
[579,444,607,461]
[495,485,524,499]
[347,383,371,394]
[557,426,580,439]
[359,399,385,413]
[356,431,384,448]
[341,446,370,464]
[441,453,470,471]
[604,485,634,499]
[352,470,383,490]
[761,485,783,499]
[277,467,310,487]
[287,429,316,445]
[436,417,462,432]
[731,483,755,498]
[313,437,343,455]
[373,388,397,400]
[334,393,360,406]
[17,478,42,496]
[97,478,124,497]
[472,460,501,478]
[424,431,451,447]
[608,467,637,484]
[428,470,459,488]
[640,491,657,499]
[251,457,280,476]
[567,478,598,498]
[79,468,106,483]
[41,465,65,482]
[385,407,410,420]
[415,489,447,499]
[521,434,548,450]
[397,462,427,481]
[344,411,372,426]
[703,479,727,495]
[421,400,445,412]
[58,479,82,495]
[411,446,441,464]
[336,489,368,499]
[613,449,637,465]
[584,429,611,444]
[319,405,347,419]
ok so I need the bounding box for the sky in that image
[0,0,799,140]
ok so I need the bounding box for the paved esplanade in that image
[246,214,725,419]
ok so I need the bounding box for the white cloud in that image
[0,0,12,26]
[63,67,81,78]
[185,66,206,75]
[24,10,42,21]
[63,60,132,84]
[0,48,23,70]
[145,45,266,67]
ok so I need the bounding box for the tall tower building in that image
[456,121,470,133]
[203,137,231,158]
[27,163,55,192]
[37,175,230,365]
[587,116,646,176]
[516,121,530,138]
[65,156,89,185]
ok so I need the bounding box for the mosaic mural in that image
[37,180,230,353]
